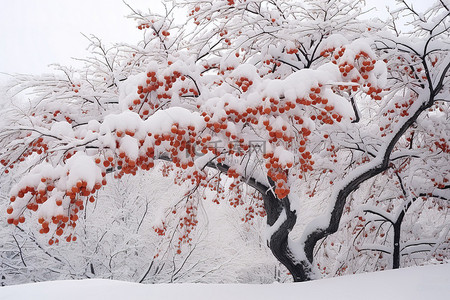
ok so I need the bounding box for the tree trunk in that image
[262,180,314,282]
[392,222,401,269]
[392,197,412,270]
[205,162,316,281]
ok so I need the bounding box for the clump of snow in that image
[118,73,148,111]
[64,152,102,190]
[119,136,139,160]
[274,146,294,166]
[230,64,259,82]
[50,121,75,139]
[318,34,349,53]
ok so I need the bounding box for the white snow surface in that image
[1,264,449,300]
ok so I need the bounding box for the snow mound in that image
[1,264,449,300]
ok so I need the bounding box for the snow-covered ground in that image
[1,264,449,300]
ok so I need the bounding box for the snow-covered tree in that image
[1,0,449,281]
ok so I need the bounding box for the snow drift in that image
[1,264,449,300]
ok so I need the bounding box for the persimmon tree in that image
[1,0,449,282]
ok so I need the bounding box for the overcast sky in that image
[0,0,162,81]
[0,0,429,81]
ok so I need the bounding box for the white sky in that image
[0,0,429,81]
[0,0,162,80]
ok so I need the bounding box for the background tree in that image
[0,0,448,282]
[1,164,287,285]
